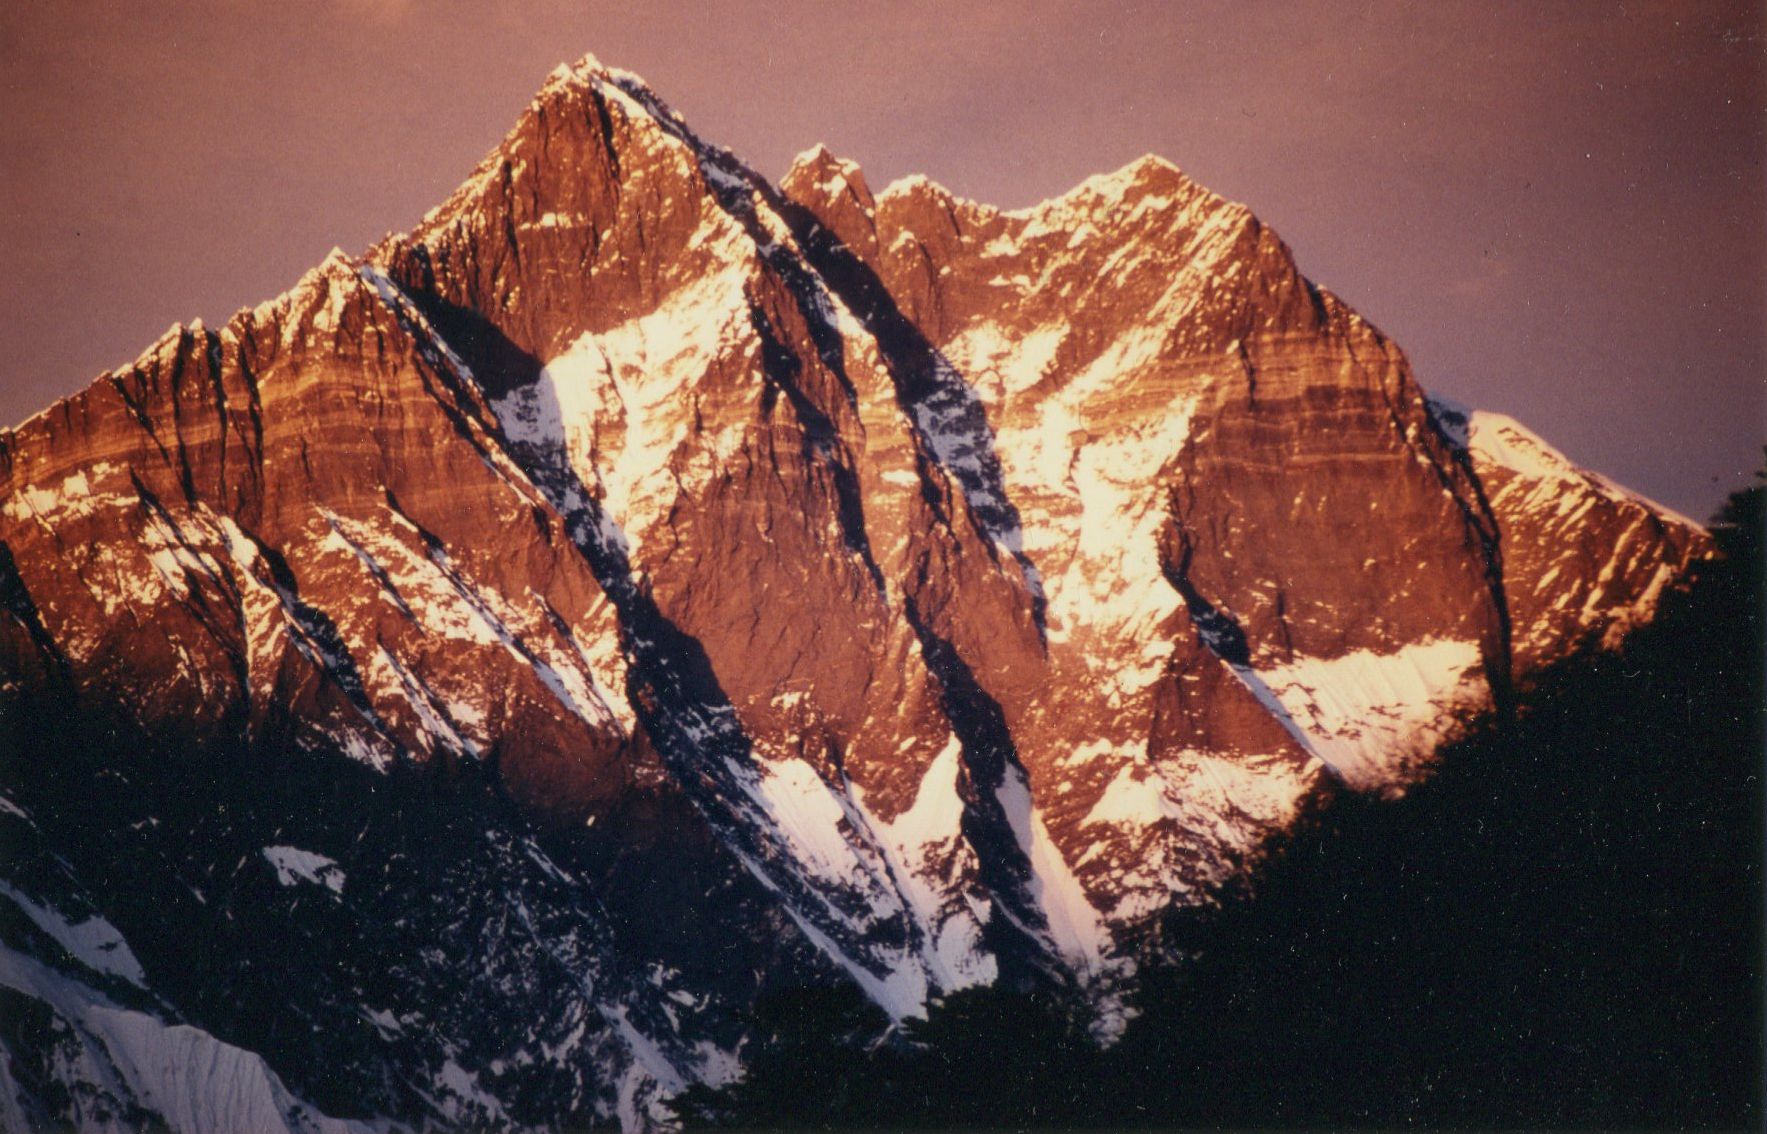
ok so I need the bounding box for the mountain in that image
[0,55,1710,1131]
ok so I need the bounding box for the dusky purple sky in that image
[2,1,1761,520]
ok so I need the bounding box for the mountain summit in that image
[0,55,1708,1131]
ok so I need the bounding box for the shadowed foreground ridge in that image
[0,54,1726,1132]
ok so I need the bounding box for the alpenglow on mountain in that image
[0,55,1709,1132]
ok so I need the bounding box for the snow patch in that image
[0,937,376,1133]
[733,758,872,886]
[1082,765,1182,830]
[852,736,996,993]
[493,211,754,556]
[1252,638,1488,788]
[0,882,147,988]
[262,846,346,895]
[995,767,1106,976]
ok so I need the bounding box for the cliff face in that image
[0,55,1709,1132]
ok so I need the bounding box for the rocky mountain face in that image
[0,55,1710,1132]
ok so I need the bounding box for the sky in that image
[1,1,1761,521]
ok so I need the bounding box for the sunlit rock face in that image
[1421,398,1712,675]
[0,54,1708,1132]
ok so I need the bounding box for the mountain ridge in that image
[0,52,1712,1132]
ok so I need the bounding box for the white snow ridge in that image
[0,886,379,1134]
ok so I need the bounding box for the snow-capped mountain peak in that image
[0,52,1710,1132]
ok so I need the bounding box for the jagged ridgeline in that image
[0,54,1712,1131]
